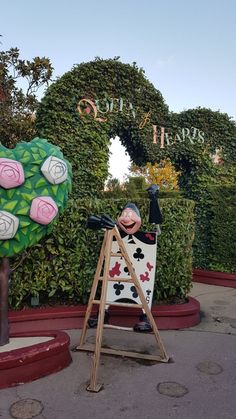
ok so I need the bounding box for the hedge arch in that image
[36,58,169,197]
[169,108,236,182]
[36,58,236,197]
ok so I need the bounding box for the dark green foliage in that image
[193,185,236,273]
[153,198,195,301]
[35,59,236,276]
[124,176,147,198]
[36,58,169,198]
[9,197,195,308]
[210,186,236,272]
[169,108,236,192]
[104,176,183,200]
[171,109,236,273]
[36,61,236,198]
[1,53,234,318]
[0,47,53,148]
[174,108,236,165]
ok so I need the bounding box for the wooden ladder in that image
[76,225,169,392]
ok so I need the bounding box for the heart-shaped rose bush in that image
[0,137,72,257]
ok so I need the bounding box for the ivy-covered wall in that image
[9,197,195,308]
[169,108,236,190]
[35,58,236,278]
[36,58,236,199]
[36,58,169,198]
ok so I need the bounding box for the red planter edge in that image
[0,330,72,389]
[193,269,236,288]
[9,296,200,333]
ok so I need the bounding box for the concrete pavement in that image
[0,282,236,419]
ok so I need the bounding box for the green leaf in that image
[6,189,15,199]
[51,185,59,195]
[41,188,50,195]
[13,242,23,253]
[35,177,47,188]
[1,241,10,250]
[21,193,36,201]
[3,200,18,211]
[22,179,34,189]
[20,220,31,227]
[38,148,48,158]
[16,207,29,215]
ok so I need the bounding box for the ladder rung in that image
[110,252,122,257]
[92,300,142,308]
[109,277,133,283]
[76,344,168,362]
[99,277,133,283]
[103,324,133,331]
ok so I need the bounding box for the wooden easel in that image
[76,225,169,392]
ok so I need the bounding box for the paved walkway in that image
[1,282,236,419]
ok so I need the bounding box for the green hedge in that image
[9,197,195,309]
[193,185,236,273]
[36,58,169,198]
[210,186,236,272]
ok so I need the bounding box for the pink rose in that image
[0,158,25,189]
[30,196,58,225]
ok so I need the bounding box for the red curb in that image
[193,269,236,288]
[109,297,200,330]
[0,330,72,389]
[9,297,200,332]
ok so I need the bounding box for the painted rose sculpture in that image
[0,137,72,257]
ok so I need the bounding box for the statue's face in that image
[117,207,141,235]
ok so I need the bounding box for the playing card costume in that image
[88,185,163,332]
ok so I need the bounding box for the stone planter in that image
[193,269,236,288]
[9,297,200,333]
[0,330,72,389]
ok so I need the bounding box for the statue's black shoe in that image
[88,309,110,328]
[133,313,153,333]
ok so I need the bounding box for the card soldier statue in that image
[89,184,163,332]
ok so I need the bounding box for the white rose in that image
[0,211,19,240]
[41,156,68,185]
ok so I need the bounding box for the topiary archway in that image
[36,58,170,197]
[36,58,236,197]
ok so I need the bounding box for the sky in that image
[1,0,236,181]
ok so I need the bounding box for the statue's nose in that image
[123,216,131,223]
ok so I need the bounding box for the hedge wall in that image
[193,185,236,273]
[9,197,195,309]
[210,186,236,272]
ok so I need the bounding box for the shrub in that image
[9,197,195,308]
[198,185,236,273]
[186,169,236,273]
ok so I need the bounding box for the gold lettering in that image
[139,110,152,129]
[152,125,158,144]
[77,98,206,145]
[77,98,107,122]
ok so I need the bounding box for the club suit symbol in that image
[124,266,130,276]
[133,248,144,262]
[130,286,138,298]
[113,282,124,296]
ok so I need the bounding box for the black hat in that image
[122,202,141,218]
